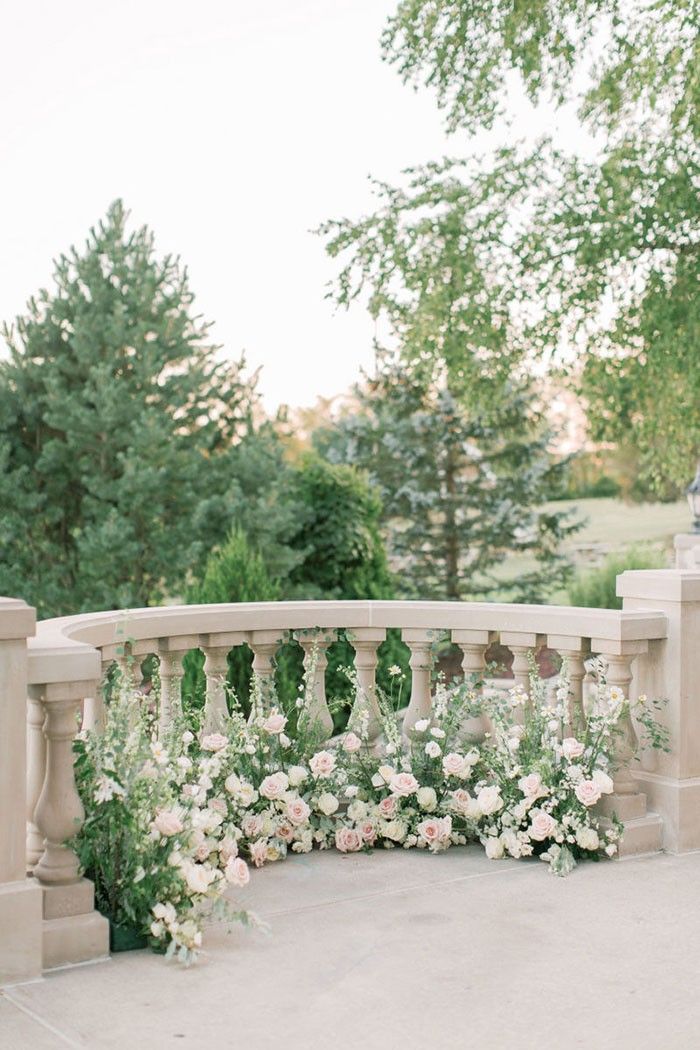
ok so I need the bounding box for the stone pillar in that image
[674,534,700,569]
[348,628,386,742]
[618,569,700,852]
[0,598,43,984]
[402,629,434,735]
[296,630,336,740]
[32,678,109,969]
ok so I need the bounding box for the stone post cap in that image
[674,534,700,552]
[0,597,36,639]
[617,569,700,603]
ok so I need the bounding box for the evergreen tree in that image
[0,201,255,616]
[316,361,578,603]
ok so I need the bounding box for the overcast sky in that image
[0,1,594,411]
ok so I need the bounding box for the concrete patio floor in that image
[2,847,700,1050]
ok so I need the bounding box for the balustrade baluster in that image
[547,635,589,736]
[25,695,46,871]
[33,680,95,886]
[605,649,640,796]
[451,629,493,743]
[348,628,385,742]
[402,629,435,735]
[249,630,283,720]
[157,649,184,732]
[295,630,336,740]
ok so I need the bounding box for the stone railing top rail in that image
[27,597,669,686]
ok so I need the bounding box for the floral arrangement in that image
[74,652,668,961]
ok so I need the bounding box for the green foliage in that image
[568,547,667,610]
[380,0,700,491]
[287,453,393,600]
[0,201,256,617]
[316,360,579,602]
[190,527,281,606]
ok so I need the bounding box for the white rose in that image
[576,826,600,851]
[484,836,505,860]
[413,719,430,733]
[424,741,442,758]
[591,769,614,795]
[430,727,446,739]
[442,753,469,779]
[476,786,503,816]
[317,792,339,816]
[383,819,407,842]
[287,765,308,788]
[416,786,437,812]
[347,799,368,822]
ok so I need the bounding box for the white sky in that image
[0,0,595,412]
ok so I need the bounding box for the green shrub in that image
[568,546,667,610]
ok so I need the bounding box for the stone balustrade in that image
[3,571,700,982]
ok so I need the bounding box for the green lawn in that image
[495,497,689,604]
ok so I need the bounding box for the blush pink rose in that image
[225,856,250,887]
[260,771,290,800]
[378,795,398,818]
[249,839,269,868]
[276,822,294,842]
[442,753,469,779]
[285,797,311,826]
[528,810,557,841]
[242,813,264,838]
[201,733,228,752]
[518,773,547,799]
[335,826,363,853]
[575,780,602,807]
[343,732,362,753]
[309,750,336,778]
[389,772,419,797]
[360,821,376,845]
[153,810,184,837]
[562,737,585,760]
[263,712,288,735]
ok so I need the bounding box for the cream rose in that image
[317,792,339,816]
[287,765,308,788]
[476,786,503,816]
[343,732,362,753]
[416,786,437,812]
[591,769,614,795]
[200,733,228,752]
[576,826,600,851]
[153,809,184,837]
[484,836,505,860]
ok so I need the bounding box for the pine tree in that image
[0,200,255,616]
[316,361,578,603]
